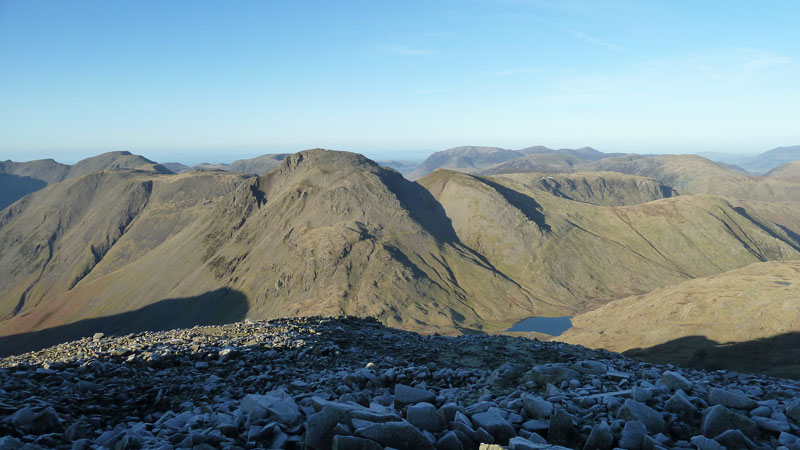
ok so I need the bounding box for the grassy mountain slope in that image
[0,151,171,210]
[494,172,678,206]
[411,146,622,180]
[407,146,522,179]
[0,159,71,210]
[227,153,290,175]
[420,170,800,308]
[5,149,800,354]
[0,170,249,323]
[558,261,800,376]
[479,153,584,175]
[189,150,540,330]
[587,154,800,202]
[518,146,622,161]
[191,154,291,175]
[0,159,71,184]
[766,160,800,181]
[0,150,543,343]
[66,151,172,178]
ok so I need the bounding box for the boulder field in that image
[2,316,800,449]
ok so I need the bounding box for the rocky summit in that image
[2,317,800,450]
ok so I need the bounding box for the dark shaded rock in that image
[584,420,613,450]
[713,429,759,450]
[689,435,725,450]
[701,405,758,439]
[526,364,579,386]
[548,408,577,447]
[617,399,666,434]
[240,389,301,424]
[572,360,608,375]
[356,420,435,450]
[8,406,62,435]
[395,384,436,408]
[751,415,790,432]
[332,435,384,450]
[305,403,360,449]
[708,387,758,410]
[665,390,698,420]
[662,371,692,392]
[436,430,464,450]
[786,397,800,423]
[407,402,440,432]
[471,410,516,444]
[521,394,553,419]
[618,420,647,450]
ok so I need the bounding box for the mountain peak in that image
[277,148,379,174]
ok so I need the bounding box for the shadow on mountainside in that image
[478,177,551,232]
[0,173,47,210]
[733,206,800,252]
[623,332,800,379]
[0,288,249,357]
[378,169,461,244]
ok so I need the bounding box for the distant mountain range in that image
[406,145,623,179]
[766,160,800,181]
[173,153,291,175]
[3,145,800,376]
[697,145,800,174]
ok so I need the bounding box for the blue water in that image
[507,316,573,336]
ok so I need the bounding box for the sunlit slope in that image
[420,169,800,307]
[0,170,250,327]
[765,160,800,182]
[494,172,678,206]
[5,149,800,345]
[0,151,172,209]
[479,153,584,175]
[559,260,800,358]
[180,149,541,331]
[408,146,522,179]
[0,150,545,339]
[66,151,172,178]
[193,154,291,175]
[227,153,290,175]
[0,158,70,185]
[586,154,800,202]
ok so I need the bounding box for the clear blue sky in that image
[1,0,798,164]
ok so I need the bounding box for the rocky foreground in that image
[1,317,800,449]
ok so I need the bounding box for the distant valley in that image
[2,144,800,378]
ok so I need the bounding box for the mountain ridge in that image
[407,145,623,180]
[4,146,800,375]
[0,150,547,345]
[0,151,172,210]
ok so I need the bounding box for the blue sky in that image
[1,0,798,164]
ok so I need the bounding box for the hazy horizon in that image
[2,1,798,164]
[3,142,796,167]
